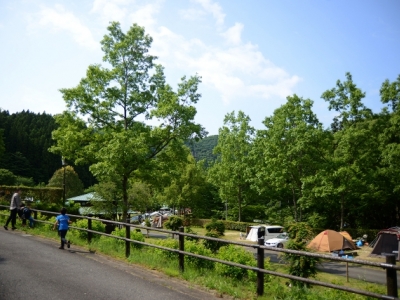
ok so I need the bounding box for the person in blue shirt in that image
[53,207,72,249]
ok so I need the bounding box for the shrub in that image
[203,230,225,253]
[215,244,259,281]
[205,218,225,236]
[185,226,199,242]
[152,238,179,260]
[283,222,319,287]
[185,240,214,269]
[111,227,145,249]
[164,216,184,231]
[73,218,105,240]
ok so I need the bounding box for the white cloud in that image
[193,0,225,26]
[91,0,131,25]
[143,0,300,105]
[179,7,206,21]
[30,4,97,50]
[128,2,162,31]
[221,22,243,45]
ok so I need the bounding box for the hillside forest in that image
[0,22,399,232]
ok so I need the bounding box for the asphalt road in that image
[0,229,219,300]
[262,249,400,286]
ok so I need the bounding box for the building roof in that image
[67,193,96,202]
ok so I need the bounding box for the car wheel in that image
[277,243,283,248]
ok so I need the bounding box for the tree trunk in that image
[340,194,344,231]
[292,186,298,222]
[122,175,128,222]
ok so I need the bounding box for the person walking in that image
[4,188,22,230]
[53,207,72,249]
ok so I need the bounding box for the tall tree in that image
[251,95,327,222]
[47,165,84,199]
[314,73,373,230]
[208,111,255,222]
[50,22,204,223]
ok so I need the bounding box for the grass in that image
[0,213,393,299]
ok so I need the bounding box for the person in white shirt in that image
[4,188,22,230]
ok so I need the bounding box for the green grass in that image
[0,213,391,299]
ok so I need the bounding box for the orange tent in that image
[307,230,357,252]
[339,231,353,242]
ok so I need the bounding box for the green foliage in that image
[15,176,35,187]
[215,244,259,281]
[185,240,214,269]
[47,165,84,199]
[164,215,184,231]
[73,218,105,240]
[185,135,218,165]
[106,227,145,250]
[222,220,252,232]
[185,226,199,242]
[203,231,225,253]
[0,169,16,185]
[284,222,319,287]
[50,22,204,223]
[205,218,225,236]
[208,111,255,222]
[153,238,179,260]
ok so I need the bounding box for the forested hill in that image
[0,110,95,187]
[186,135,218,165]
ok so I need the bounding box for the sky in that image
[1,0,399,136]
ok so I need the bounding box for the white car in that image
[264,233,289,248]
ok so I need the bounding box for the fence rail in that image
[0,206,398,299]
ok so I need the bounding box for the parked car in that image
[264,233,289,248]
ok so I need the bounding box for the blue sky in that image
[1,0,399,135]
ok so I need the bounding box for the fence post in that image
[33,210,37,220]
[384,253,398,297]
[125,218,131,258]
[179,226,184,273]
[257,238,264,296]
[87,214,93,243]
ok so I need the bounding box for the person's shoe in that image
[12,227,17,230]
[4,226,8,230]
[67,241,71,248]
[59,247,64,250]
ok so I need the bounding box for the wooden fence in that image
[0,206,399,299]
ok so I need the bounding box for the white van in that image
[246,225,284,242]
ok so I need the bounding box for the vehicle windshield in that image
[276,233,288,239]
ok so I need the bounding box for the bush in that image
[153,238,179,260]
[215,244,259,281]
[203,230,225,253]
[284,222,319,287]
[185,226,199,242]
[73,218,105,240]
[164,216,183,231]
[185,240,214,269]
[111,227,145,249]
[205,218,225,236]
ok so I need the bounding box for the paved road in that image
[262,249,400,286]
[0,229,218,300]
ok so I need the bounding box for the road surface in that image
[0,229,218,300]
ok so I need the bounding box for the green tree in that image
[47,165,84,199]
[208,111,255,222]
[50,22,204,223]
[251,95,327,222]
[283,222,319,287]
[0,168,16,185]
[313,73,374,230]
